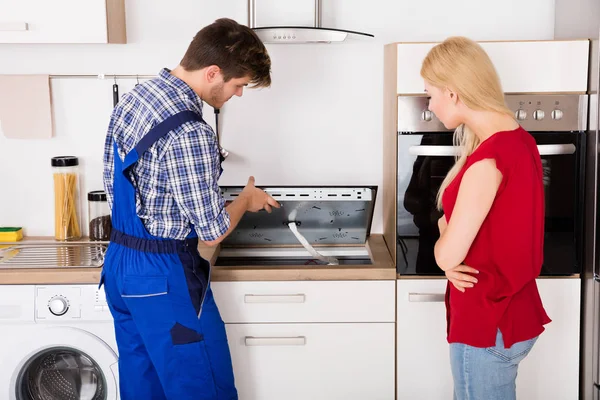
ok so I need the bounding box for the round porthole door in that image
[8,327,118,400]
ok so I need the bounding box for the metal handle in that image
[408,144,576,157]
[244,294,306,303]
[247,0,321,28]
[245,336,306,346]
[0,22,28,32]
[408,293,445,303]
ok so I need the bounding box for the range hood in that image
[248,0,374,44]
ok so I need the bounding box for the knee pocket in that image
[171,322,204,345]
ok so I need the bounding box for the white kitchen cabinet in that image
[396,279,453,400]
[396,278,581,400]
[212,280,395,323]
[0,0,126,43]
[394,40,589,94]
[225,322,395,400]
[212,280,396,400]
[516,278,581,400]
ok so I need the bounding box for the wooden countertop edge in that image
[0,235,395,284]
[396,273,582,280]
[0,268,102,285]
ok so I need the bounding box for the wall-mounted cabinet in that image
[0,0,126,44]
[393,40,589,95]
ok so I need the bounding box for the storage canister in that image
[88,190,111,241]
[52,156,81,241]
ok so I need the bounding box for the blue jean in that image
[449,330,538,400]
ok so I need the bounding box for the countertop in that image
[0,234,396,284]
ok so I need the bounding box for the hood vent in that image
[248,0,374,44]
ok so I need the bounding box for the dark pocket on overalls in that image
[179,247,208,316]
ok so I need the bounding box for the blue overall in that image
[100,111,238,400]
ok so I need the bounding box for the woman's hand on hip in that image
[445,264,479,293]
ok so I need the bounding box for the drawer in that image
[225,322,395,400]
[211,280,395,323]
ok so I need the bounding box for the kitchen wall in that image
[0,0,556,236]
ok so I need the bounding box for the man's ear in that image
[205,65,222,83]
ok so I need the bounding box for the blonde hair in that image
[420,36,514,210]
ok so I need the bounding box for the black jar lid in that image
[88,190,107,202]
[51,156,79,167]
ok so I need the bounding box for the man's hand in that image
[438,215,448,235]
[445,264,479,293]
[240,176,280,213]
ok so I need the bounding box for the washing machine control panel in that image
[35,285,112,322]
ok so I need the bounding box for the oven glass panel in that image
[396,131,584,276]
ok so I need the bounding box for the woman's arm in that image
[434,159,502,271]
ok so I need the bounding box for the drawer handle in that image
[245,336,306,346]
[0,22,29,32]
[408,293,445,302]
[244,294,306,303]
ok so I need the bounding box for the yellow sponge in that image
[0,227,23,242]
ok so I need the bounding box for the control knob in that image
[533,110,545,120]
[551,109,564,120]
[515,109,527,121]
[48,296,69,316]
[421,110,433,122]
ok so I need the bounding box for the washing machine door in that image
[7,326,119,400]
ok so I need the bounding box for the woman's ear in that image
[447,88,459,105]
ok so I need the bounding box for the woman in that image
[421,36,551,400]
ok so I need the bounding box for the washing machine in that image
[0,284,120,400]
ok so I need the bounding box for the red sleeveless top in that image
[442,126,551,348]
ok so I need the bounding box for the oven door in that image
[396,131,585,276]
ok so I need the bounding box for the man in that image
[101,18,279,400]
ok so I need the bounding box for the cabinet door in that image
[396,41,589,94]
[396,279,453,400]
[212,280,395,323]
[397,278,581,400]
[225,323,395,400]
[516,278,581,400]
[0,0,117,43]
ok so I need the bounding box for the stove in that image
[216,186,378,267]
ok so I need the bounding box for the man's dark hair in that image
[180,18,271,88]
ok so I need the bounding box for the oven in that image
[396,94,587,276]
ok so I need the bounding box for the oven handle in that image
[408,144,576,157]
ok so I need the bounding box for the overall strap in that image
[122,110,202,171]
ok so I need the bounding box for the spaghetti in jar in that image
[51,156,82,241]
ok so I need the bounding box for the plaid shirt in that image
[103,68,230,241]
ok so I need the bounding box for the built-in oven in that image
[396,94,587,276]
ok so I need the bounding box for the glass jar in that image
[88,190,111,241]
[52,156,82,241]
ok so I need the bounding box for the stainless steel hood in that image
[248,0,374,44]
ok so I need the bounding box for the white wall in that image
[0,0,555,237]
